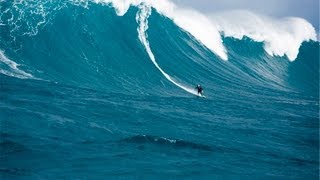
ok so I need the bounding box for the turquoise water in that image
[0,1,319,178]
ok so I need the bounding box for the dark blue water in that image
[0,1,319,178]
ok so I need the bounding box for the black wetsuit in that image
[196,86,203,95]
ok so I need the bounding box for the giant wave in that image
[0,0,319,178]
[0,0,318,96]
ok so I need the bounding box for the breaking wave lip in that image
[2,0,316,62]
[0,50,34,79]
[121,135,213,152]
[91,0,316,61]
[93,0,228,60]
[210,10,317,61]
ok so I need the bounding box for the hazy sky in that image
[172,0,319,31]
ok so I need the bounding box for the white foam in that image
[136,4,199,96]
[0,50,34,79]
[90,0,316,61]
[92,0,228,60]
[210,10,317,61]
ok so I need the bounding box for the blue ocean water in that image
[0,0,319,178]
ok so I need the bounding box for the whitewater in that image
[0,0,319,178]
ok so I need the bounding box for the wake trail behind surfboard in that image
[136,4,200,97]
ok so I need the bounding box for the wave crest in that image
[211,10,317,61]
[2,0,316,62]
[95,1,316,61]
[91,0,228,60]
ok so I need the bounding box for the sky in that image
[172,0,319,32]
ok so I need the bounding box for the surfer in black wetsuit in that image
[195,84,203,96]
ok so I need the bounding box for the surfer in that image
[195,84,203,96]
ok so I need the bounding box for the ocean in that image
[0,0,319,178]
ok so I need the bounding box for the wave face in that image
[0,0,319,178]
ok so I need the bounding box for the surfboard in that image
[191,89,205,98]
[196,93,205,98]
[198,90,205,98]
